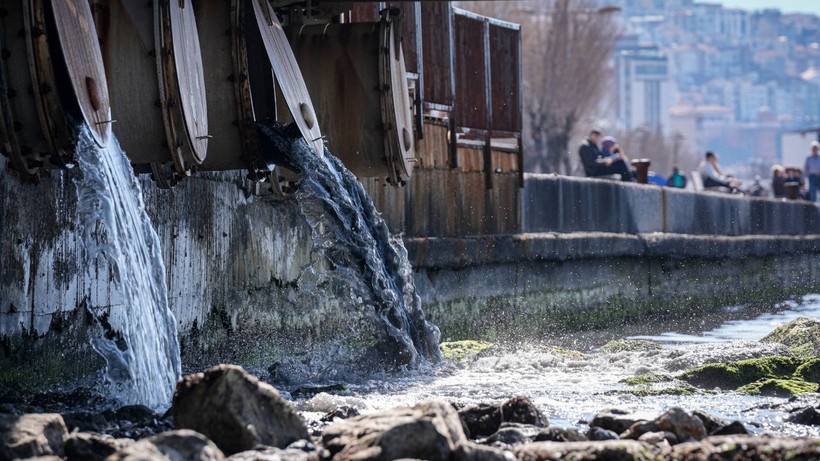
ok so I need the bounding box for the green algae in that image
[602,339,663,353]
[761,317,820,359]
[681,356,801,389]
[620,372,674,386]
[682,355,820,396]
[440,340,493,361]
[794,358,820,383]
[737,378,818,397]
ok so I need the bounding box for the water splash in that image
[73,125,180,410]
[258,122,441,369]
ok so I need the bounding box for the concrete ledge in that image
[406,232,820,268]
[522,173,820,235]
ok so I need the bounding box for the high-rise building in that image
[614,39,675,133]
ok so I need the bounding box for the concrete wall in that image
[0,164,399,389]
[523,173,820,236]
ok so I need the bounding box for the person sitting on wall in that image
[771,164,787,199]
[698,151,739,192]
[578,130,634,182]
[667,166,687,189]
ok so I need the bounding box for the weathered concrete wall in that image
[408,234,820,341]
[523,174,820,235]
[0,163,395,389]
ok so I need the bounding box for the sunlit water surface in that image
[295,296,820,437]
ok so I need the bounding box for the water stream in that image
[258,122,441,369]
[296,295,820,437]
[73,126,181,410]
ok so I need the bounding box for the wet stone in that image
[0,413,68,459]
[515,440,659,461]
[788,406,820,426]
[320,405,360,422]
[589,409,647,435]
[587,426,620,441]
[106,429,225,461]
[64,431,133,461]
[533,427,588,442]
[458,396,546,439]
[709,420,749,436]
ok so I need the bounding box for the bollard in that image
[784,181,800,200]
[631,158,651,184]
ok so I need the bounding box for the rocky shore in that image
[0,362,818,461]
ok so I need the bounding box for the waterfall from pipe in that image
[258,122,441,369]
[73,125,180,410]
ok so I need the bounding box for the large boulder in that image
[761,316,820,358]
[0,413,68,459]
[515,440,658,461]
[105,429,224,461]
[458,396,547,438]
[172,365,309,455]
[322,400,467,461]
[680,356,805,391]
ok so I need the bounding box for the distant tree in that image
[457,0,620,174]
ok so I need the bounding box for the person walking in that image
[803,141,820,202]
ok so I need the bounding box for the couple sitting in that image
[578,130,634,182]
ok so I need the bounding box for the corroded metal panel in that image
[387,1,419,74]
[453,11,487,131]
[421,1,452,107]
[288,17,414,182]
[489,23,520,134]
[349,2,380,22]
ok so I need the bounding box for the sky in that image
[713,1,820,15]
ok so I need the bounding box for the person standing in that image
[803,141,820,202]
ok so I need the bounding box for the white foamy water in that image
[73,126,180,410]
[296,297,820,437]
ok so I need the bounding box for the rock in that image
[624,407,706,443]
[533,427,588,442]
[106,429,225,461]
[669,435,820,460]
[227,445,322,461]
[788,406,820,426]
[440,341,493,362]
[64,432,133,461]
[458,396,546,438]
[691,410,729,435]
[0,413,68,459]
[515,440,658,461]
[709,420,749,436]
[455,442,516,461]
[61,411,111,433]
[587,426,620,441]
[173,364,309,455]
[589,409,647,435]
[322,400,467,461]
[320,405,360,422]
[761,316,820,358]
[485,427,531,446]
[737,378,817,397]
[680,356,800,389]
[637,431,677,445]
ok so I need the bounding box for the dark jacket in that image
[578,139,602,176]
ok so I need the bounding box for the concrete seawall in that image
[409,174,820,341]
[2,167,820,389]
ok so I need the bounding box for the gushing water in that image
[73,126,181,410]
[258,122,441,369]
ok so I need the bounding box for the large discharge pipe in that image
[0,0,415,187]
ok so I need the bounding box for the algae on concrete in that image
[681,356,819,396]
[602,339,663,353]
[440,340,493,362]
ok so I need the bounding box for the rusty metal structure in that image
[0,0,521,204]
